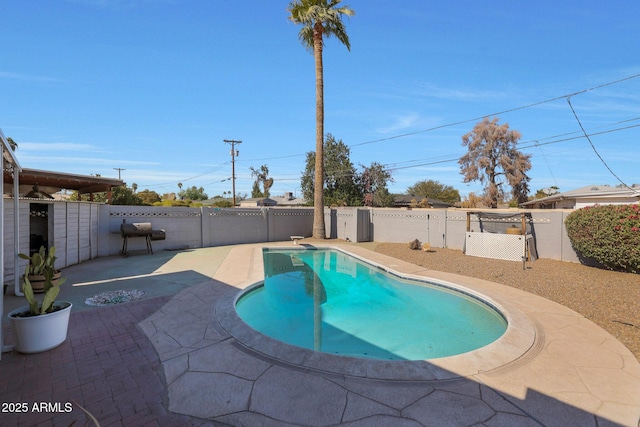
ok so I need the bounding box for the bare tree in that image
[250,165,274,198]
[459,117,531,208]
[360,162,394,207]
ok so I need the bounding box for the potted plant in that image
[18,246,62,293]
[8,247,72,353]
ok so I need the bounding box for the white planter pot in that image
[8,302,73,353]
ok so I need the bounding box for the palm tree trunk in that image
[312,25,326,239]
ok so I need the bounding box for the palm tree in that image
[288,0,355,239]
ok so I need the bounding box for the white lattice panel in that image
[465,232,529,262]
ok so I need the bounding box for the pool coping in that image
[216,245,538,381]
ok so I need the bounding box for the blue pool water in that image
[235,249,507,361]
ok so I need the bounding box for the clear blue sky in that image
[2,0,639,200]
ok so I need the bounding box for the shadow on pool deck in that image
[2,246,233,316]
[1,246,233,426]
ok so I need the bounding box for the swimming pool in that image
[236,248,507,361]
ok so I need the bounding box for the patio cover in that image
[3,167,124,201]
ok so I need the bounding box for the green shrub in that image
[152,199,192,207]
[212,200,233,208]
[565,204,640,273]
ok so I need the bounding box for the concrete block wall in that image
[3,198,586,289]
[444,210,468,250]
[560,211,581,263]
[102,206,315,255]
[206,208,267,247]
[370,209,448,248]
[269,209,314,241]
[104,206,203,255]
[325,208,360,241]
[344,207,581,262]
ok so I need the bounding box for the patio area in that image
[1,243,640,426]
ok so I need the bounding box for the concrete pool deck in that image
[1,242,640,426]
[142,243,640,426]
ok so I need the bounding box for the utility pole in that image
[223,139,242,207]
[113,168,126,180]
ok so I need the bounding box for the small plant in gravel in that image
[565,203,640,273]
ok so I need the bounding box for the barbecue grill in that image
[120,222,165,256]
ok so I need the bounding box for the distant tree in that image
[533,186,560,199]
[251,181,263,199]
[511,177,530,206]
[288,0,355,238]
[154,199,191,207]
[131,183,138,193]
[212,199,233,208]
[360,162,394,207]
[111,186,143,205]
[69,191,107,203]
[179,186,208,201]
[250,165,274,198]
[459,117,531,208]
[137,189,161,205]
[460,191,485,208]
[406,180,461,204]
[373,188,395,207]
[301,134,360,206]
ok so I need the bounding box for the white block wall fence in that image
[2,198,582,292]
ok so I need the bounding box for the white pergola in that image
[1,128,22,359]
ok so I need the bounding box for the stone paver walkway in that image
[0,295,224,426]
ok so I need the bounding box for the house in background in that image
[270,192,306,206]
[520,184,640,209]
[238,192,306,207]
[239,197,278,207]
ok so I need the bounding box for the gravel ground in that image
[370,243,640,361]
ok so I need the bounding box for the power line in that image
[199,176,233,187]
[348,72,640,149]
[377,122,640,173]
[236,72,640,181]
[213,118,640,192]
[534,140,559,189]
[566,96,637,192]
[137,73,640,192]
[136,162,230,188]
[236,153,306,163]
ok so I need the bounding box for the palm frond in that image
[287,0,355,51]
